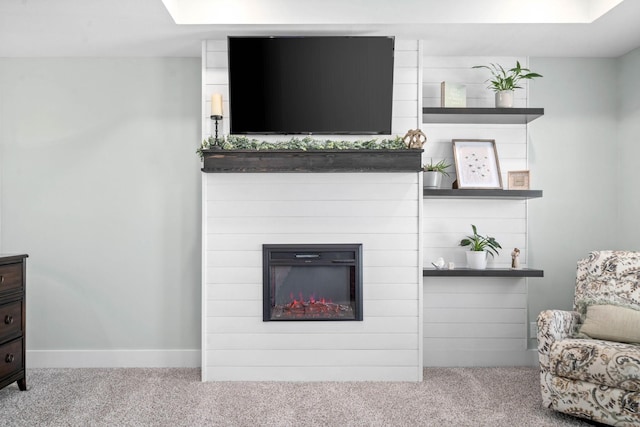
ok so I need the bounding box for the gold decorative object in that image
[403,129,427,149]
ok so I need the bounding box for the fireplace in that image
[263,244,363,321]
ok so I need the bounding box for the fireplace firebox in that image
[263,244,363,321]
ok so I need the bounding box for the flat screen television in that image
[227,36,395,135]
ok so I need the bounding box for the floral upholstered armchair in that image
[537,251,640,426]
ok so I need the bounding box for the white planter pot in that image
[423,171,442,189]
[466,251,488,269]
[495,90,514,108]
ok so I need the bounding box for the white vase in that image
[466,251,488,269]
[423,171,442,189]
[495,90,514,108]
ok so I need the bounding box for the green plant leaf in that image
[422,158,451,176]
[197,135,413,158]
[473,61,542,93]
[459,224,501,257]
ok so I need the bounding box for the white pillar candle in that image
[211,93,223,116]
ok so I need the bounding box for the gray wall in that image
[527,57,622,341]
[617,47,640,249]
[1,53,638,359]
[0,58,202,351]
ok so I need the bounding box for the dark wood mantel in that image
[201,149,423,173]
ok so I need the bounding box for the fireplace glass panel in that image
[271,265,355,319]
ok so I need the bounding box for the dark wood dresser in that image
[0,254,28,391]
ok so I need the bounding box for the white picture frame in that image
[452,139,503,189]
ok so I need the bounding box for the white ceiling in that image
[162,0,624,24]
[0,0,639,58]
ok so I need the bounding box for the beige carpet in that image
[0,367,598,426]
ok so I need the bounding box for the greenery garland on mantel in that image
[197,135,411,159]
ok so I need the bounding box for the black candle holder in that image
[210,115,223,146]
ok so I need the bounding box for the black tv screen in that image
[228,36,394,135]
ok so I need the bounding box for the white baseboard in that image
[27,348,537,370]
[424,349,538,367]
[27,349,200,368]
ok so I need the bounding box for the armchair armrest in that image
[536,309,581,369]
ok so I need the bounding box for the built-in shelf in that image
[422,107,544,124]
[423,189,542,199]
[423,268,544,278]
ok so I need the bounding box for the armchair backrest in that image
[574,250,640,314]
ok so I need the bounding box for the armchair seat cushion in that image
[550,338,640,392]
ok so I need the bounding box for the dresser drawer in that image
[0,263,23,294]
[0,300,22,342]
[0,338,23,379]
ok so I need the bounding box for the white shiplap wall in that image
[421,56,535,366]
[201,39,423,381]
[203,40,229,138]
[203,173,422,381]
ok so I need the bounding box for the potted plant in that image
[472,61,542,108]
[459,224,502,269]
[422,159,451,189]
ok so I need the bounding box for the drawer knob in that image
[4,315,13,325]
[0,275,4,284]
[5,354,14,363]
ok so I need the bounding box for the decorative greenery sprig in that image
[422,158,451,177]
[472,61,542,92]
[459,224,502,257]
[197,135,410,159]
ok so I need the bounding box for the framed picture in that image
[452,139,503,189]
[508,170,530,190]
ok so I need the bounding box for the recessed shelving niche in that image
[421,106,545,278]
